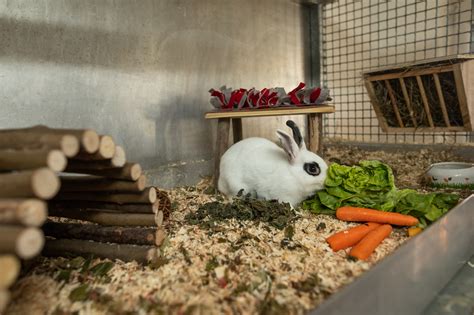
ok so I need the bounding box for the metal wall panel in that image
[0,0,311,186]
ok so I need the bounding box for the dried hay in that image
[372,73,463,128]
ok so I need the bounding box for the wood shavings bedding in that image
[6,147,468,315]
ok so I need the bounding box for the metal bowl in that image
[425,162,474,187]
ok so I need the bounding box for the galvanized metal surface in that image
[423,253,474,315]
[0,0,311,186]
[310,195,474,315]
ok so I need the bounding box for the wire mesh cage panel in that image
[322,0,473,143]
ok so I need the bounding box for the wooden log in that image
[0,130,79,158]
[0,290,10,315]
[155,210,164,227]
[48,209,157,226]
[42,221,164,246]
[96,135,115,159]
[110,146,126,167]
[0,199,47,227]
[0,126,100,154]
[54,187,156,204]
[48,201,158,214]
[0,226,44,259]
[35,126,100,154]
[65,157,126,171]
[42,239,159,263]
[0,168,60,200]
[0,255,21,289]
[64,162,142,181]
[0,149,67,172]
[59,175,146,193]
[155,228,166,247]
[73,135,116,160]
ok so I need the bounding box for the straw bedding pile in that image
[5,146,469,315]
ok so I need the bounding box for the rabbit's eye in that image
[304,162,321,176]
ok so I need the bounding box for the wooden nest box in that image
[364,55,474,132]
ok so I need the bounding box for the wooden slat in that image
[232,118,243,143]
[398,78,417,127]
[386,126,466,133]
[415,75,435,127]
[307,113,323,154]
[204,105,335,119]
[364,80,389,131]
[384,80,404,127]
[432,73,451,127]
[362,54,474,75]
[453,63,472,130]
[459,60,474,131]
[213,118,230,188]
[367,65,454,82]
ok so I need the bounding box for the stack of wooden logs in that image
[0,126,68,312]
[0,126,171,310]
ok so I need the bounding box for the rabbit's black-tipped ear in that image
[276,129,299,162]
[286,120,305,149]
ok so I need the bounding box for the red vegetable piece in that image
[234,89,247,108]
[226,90,240,108]
[310,87,321,103]
[258,88,270,107]
[248,90,260,107]
[210,90,226,107]
[288,82,306,105]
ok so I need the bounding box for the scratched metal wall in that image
[0,0,311,187]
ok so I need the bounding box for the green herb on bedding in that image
[185,193,298,230]
[291,273,320,293]
[179,245,192,265]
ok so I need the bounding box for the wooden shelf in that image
[204,105,335,119]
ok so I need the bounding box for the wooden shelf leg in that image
[307,113,323,155]
[214,118,231,188]
[232,118,243,143]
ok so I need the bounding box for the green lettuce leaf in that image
[303,160,459,226]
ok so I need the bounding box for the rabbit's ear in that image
[286,120,306,150]
[276,130,299,162]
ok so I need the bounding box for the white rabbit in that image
[218,120,328,207]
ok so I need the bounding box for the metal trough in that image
[310,195,474,315]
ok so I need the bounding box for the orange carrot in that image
[407,227,423,237]
[349,224,393,260]
[336,206,419,226]
[326,222,381,251]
